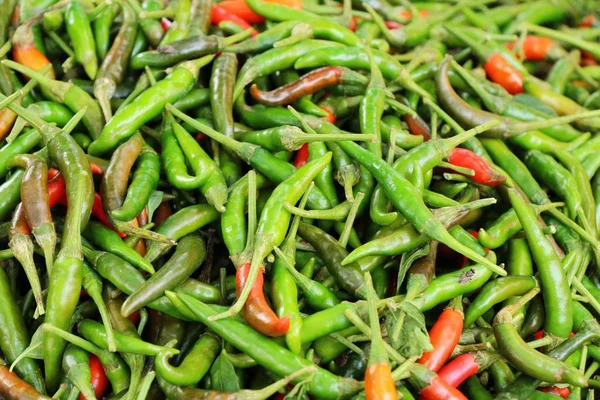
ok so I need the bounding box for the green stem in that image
[339,192,364,248]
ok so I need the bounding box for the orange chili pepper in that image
[0,109,17,142]
[211,6,258,37]
[506,36,554,61]
[236,263,290,337]
[216,0,265,24]
[365,364,398,400]
[483,53,524,95]
[418,296,464,372]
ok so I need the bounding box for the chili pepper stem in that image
[284,133,377,151]
[339,192,364,247]
[112,220,174,244]
[284,201,351,221]
[10,234,45,315]
[32,223,56,276]
[94,77,116,122]
[0,90,22,109]
[494,286,540,326]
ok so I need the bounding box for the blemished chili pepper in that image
[538,386,570,398]
[155,333,220,386]
[236,262,290,337]
[8,154,55,273]
[167,291,362,399]
[65,1,97,79]
[211,6,257,36]
[364,272,397,400]
[0,358,50,400]
[250,67,367,106]
[448,148,506,186]
[121,234,206,317]
[418,296,464,372]
[409,363,467,400]
[62,344,96,400]
[94,1,137,121]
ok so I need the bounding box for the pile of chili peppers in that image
[3,0,600,398]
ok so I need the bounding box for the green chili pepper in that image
[88,55,214,155]
[65,1,98,79]
[93,2,119,61]
[121,234,206,317]
[62,344,96,400]
[155,333,220,387]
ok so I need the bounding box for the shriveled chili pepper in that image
[418,296,464,372]
[448,148,506,186]
[8,154,56,273]
[250,66,367,106]
[94,1,137,121]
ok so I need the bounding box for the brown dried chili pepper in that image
[249,66,367,106]
[236,262,290,337]
[9,154,56,275]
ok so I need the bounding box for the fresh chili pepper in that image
[87,55,213,155]
[121,234,206,317]
[0,266,45,393]
[211,6,257,36]
[418,296,464,372]
[448,148,505,186]
[437,351,499,389]
[167,291,362,399]
[65,1,97,79]
[409,363,467,400]
[63,344,96,400]
[293,143,309,167]
[506,36,562,61]
[538,386,570,398]
[507,189,573,339]
[155,333,220,386]
[84,355,108,400]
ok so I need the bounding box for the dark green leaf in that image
[209,350,240,393]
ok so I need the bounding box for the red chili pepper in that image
[128,310,141,325]
[79,290,88,299]
[581,56,599,67]
[320,106,336,124]
[582,50,598,63]
[419,375,468,400]
[80,355,108,400]
[418,297,464,372]
[47,172,67,208]
[211,6,258,37]
[90,163,104,175]
[506,36,554,61]
[92,193,126,238]
[448,148,506,187]
[215,0,265,23]
[195,133,206,141]
[137,208,149,227]
[539,386,571,398]
[11,6,19,25]
[160,17,172,31]
[293,143,309,168]
[348,16,357,32]
[459,231,489,268]
[403,114,431,141]
[435,354,479,389]
[534,330,575,340]
[236,263,290,337]
[483,53,524,95]
[385,21,403,30]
